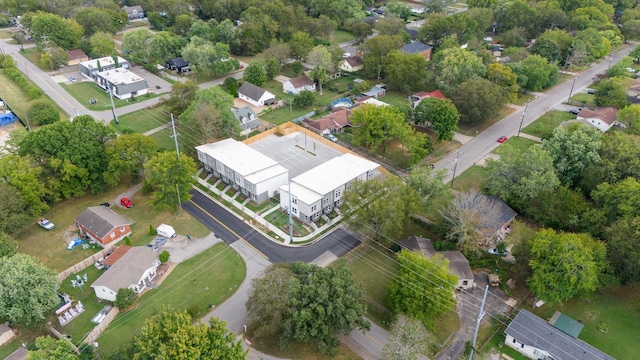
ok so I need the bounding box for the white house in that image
[279,153,379,223]
[339,56,364,73]
[282,74,316,94]
[505,309,615,360]
[576,107,620,132]
[91,246,160,302]
[238,82,276,107]
[95,68,148,100]
[196,138,289,204]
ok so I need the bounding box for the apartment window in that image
[335,189,342,198]
[311,205,317,212]
[120,227,125,232]
[292,198,297,205]
[293,208,297,214]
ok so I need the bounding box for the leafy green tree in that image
[419,13,453,49]
[616,104,640,134]
[188,19,215,41]
[182,37,239,79]
[450,79,505,126]
[585,133,640,188]
[307,45,336,73]
[526,186,591,232]
[28,336,79,360]
[360,35,404,80]
[433,48,486,89]
[343,176,421,245]
[351,104,429,161]
[293,90,314,108]
[624,20,640,39]
[232,11,278,55]
[375,17,407,36]
[467,8,494,42]
[172,13,194,37]
[104,134,158,185]
[122,28,153,64]
[0,185,34,233]
[405,166,452,213]
[148,12,168,30]
[595,76,630,108]
[572,28,611,62]
[383,315,432,360]
[387,250,457,329]
[486,63,519,102]
[606,56,634,78]
[604,216,640,284]
[144,152,197,213]
[132,306,245,360]
[39,45,68,70]
[542,123,602,186]
[414,97,459,141]
[592,177,640,223]
[75,7,125,36]
[30,11,83,50]
[265,57,281,80]
[159,250,170,263]
[162,81,199,116]
[350,22,374,43]
[18,116,115,200]
[289,31,314,60]
[243,61,267,86]
[0,254,59,326]
[528,229,608,304]
[531,37,562,63]
[89,31,116,57]
[508,54,559,92]
[115,288,137,309]
[0,232,17,258]
[149,31,184,64]
[246,263,369,356]
[179,87,238,143]
[263,42,291,65]
[352,80,372,95]
[27,100,59,126]
[309,66,329,95]
[384,51,428,94]
[485,144,560,206]
[387,2,412,20]
[449,13,477,45]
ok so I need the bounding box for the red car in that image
[120,197,134,208]
[497,136,508,143]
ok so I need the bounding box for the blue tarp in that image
[0,112,15,126]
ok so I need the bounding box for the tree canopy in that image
[528,229,608,304]
[383,315,432,360]
[542,123,601,186]
[450,78,506,125]
[384,51,428,94]
[144,152,198,213]
[28,336,79,360]
[104,134,158,186]
[246,262,369,355]
[131,305,245,360]
[414,97,459,141]
[178,86,238,143]
[433,48,486,89]
[0,254,59,326]
[387,249,457,329]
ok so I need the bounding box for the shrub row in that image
[0,55,44,100]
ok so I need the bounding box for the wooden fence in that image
[57,248,112,281]
[85,307,120,345]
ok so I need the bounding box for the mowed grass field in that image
[0,70,67,120]
[96,242,246,355]
[61,82,161,110]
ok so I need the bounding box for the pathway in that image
[143,122,170,136]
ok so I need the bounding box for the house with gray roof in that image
[505,309,615,360]
[91,246,160,302]
[400,236,474,289]
[76,206,133,248]
[122,5,145,20]
[232,106,261,136]
[478,195,517,242]
[238,82,276,107]
[402,40,433,61]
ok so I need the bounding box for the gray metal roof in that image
[239,82,268,102]
[481,195,517,232]
[76,206,132,239]
[400,236,473,280]
[91,247,158,291]
[505,309,615,360]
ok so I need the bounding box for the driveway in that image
[129,65,172,94]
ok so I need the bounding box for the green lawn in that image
[110,105,169,134]
[451,165,489,192]
[331,30,355,45]
[513,93,536,106]
[61,82,163,111]
[149,127,185,152]
[494,137,538,155]
[570,92,595,105]
[521,110,574,139]
[245,198,279,214]
[264,209,310,236]
[96,242,246,355]
[250,335,362,360]
[0,70,68,121]
[0,29,13,39]
[457,106,517,136]
[531,286,640,360]
[13,183,210,272]
[380,90,411,108]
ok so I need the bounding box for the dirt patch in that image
[153,262,176,286]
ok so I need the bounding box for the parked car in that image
[497,136,508,143]
[587,88,596,94]
[326,134,338,142]
[342,52,351,58]
[37,218,55,230]
[120,197,134,208]
[569,108,581,115]
[69,76,77,83]
[487,248,500,255]
[100,202,110,207]
[626,67,636,73]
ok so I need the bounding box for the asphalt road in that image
[434,43,635,183]
[184,189,361,263]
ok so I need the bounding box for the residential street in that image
[433,44,635,182]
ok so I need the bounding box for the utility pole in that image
[468,285,489,360]
[517,102,529,137]
[567,75,577,103]
[449,150,460,188]
[108,86,119,124]
[171,114,182,212]
[41,34,54,74]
